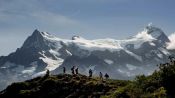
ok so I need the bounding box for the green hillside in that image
[1,59,175,98]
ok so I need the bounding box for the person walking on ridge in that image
[104,73,109,80]
[63,67,66,74]
[71,66,75,75]
[75,67,79,74]
[99,72,103,81]
[89,69,93,77]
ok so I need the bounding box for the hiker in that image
[71,66,75,75]
[99,72,103,81]
[46,69,50,75]
[63,67,66,74]
[45,69,50,77]
[104,73,109,80]
[89,69,93,77]
[75,67,79,74]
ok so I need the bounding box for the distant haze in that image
[0,0,175,56]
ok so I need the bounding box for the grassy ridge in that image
[1,60,175,98]
[0,74,129,98]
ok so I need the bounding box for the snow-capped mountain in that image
[0,24,173,90]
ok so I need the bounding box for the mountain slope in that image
[0,24,173,90]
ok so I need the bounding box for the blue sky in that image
[0,0,175,55]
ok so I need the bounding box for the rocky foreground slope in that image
[0,74,130,98]
[2,57,175,98]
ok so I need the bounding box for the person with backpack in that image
[71,66,75,75]
[75,67,79,74]
[63,67,66,74]
[89,69,93,77]
[99,72,103,81]
[104,73,109,80]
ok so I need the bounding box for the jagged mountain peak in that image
[31,29,52,38]
[21,29,50,50]
[32,29,41,36]
[71,35,86,40]
[145,24,163,37]
[142,24,170,44]
[145,24,169,40]
[0,27,173,91]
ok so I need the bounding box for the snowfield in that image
[0,24,174,90]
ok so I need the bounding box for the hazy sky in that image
[0,0,175,56]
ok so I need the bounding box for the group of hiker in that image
[71,66,79,75]
[63,66,110,80]
[63,66,79,75]
[89,68,109,80]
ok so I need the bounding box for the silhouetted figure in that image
[63,67,66,74]
[71,66,75,75]
[46,69,50,75]
[42,69,50,80]
[99,72,103,81]
[89,69,93,77]
[45,69,50,78]
[104,73,109,80]
[75,67,79,74]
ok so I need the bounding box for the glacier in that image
[0,24,174,90]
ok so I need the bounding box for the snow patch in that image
[149,42,156,46]
[117,69,136,77]
[39,51,64,71]
[104,59,114,65]
[167,33,175,50]
[64,38,123,53]
[22,62,38,74]
[49,49,60,56]
[32,70,47,78]
[40,57,64,71]
[125,50,142,61]
[157,53,163,58]
[66,49,72,56]
[135,30,155,41]
[126,64,137,70]
[159,48,170,55]
[22,66,37,74]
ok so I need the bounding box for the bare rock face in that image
[0,25,173,90]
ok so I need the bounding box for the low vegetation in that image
[1,59,175,98]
